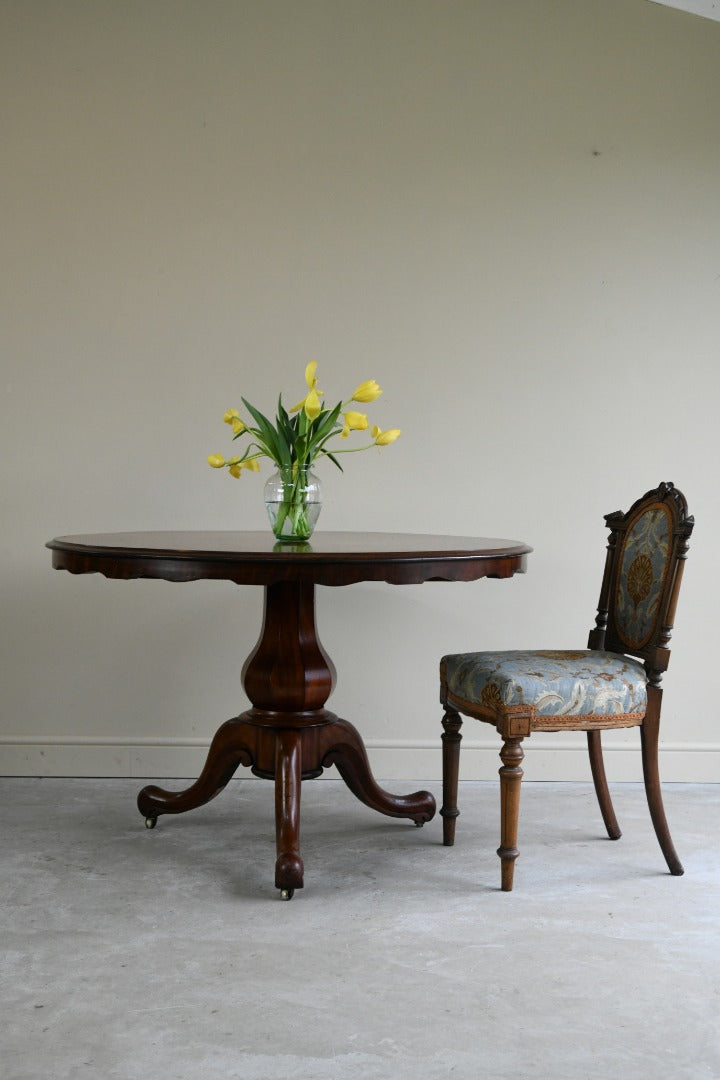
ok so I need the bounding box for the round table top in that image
[47,530,532,587]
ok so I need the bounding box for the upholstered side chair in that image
[439,482,694,890]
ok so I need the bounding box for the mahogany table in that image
[47,531,531,898]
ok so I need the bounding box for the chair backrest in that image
[588,482,694,677]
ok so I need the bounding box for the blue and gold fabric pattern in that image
[613,503,672,651]
[441,649,647,723]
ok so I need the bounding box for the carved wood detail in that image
[497,737,525,892]
[440,710,463,846]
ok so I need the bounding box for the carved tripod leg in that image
[587,730,622,840]
[641,704,683,876]
[497,737,524,891]
[137,717,254,824]
[440,710,463,846]
[274,730,304,898]
[321,717,436,825]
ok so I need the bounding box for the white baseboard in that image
[1,736,718,782]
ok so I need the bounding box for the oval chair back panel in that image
[599,484,692,673]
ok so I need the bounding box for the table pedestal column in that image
[137,581,435,897]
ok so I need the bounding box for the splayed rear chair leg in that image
[587,730,621,840]
[641,706,683,876]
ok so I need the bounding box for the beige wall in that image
[2,0,718,781]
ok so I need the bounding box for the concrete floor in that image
[1,778,719,1080]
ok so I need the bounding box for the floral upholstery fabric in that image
[442,649,647,720]
[614,503,672,651]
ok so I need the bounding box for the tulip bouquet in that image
[208,362,400,541]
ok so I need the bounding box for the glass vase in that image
[264,465,322,542]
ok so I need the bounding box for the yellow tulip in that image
[290,362,324,418]
[352,379,382,403]
[227,456,259,478]
[303,387,322,421]
[231,419,245,435]
[207,453,225,468]
[374,428,401,446]
[341,409,368,438]
[305,360,321,390]
[343,410,368,430]
[223,409,241,425]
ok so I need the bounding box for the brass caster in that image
[145,817,157,830]
[279,888,294,901]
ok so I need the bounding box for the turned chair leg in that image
[641,710,683,876]
[587,730,622,840]
[498,737,524,891]
[440,710,463,846]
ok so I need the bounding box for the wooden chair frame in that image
[439,482,694,890]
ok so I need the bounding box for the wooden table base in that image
[137,710,435,897]
[137,580,435,897]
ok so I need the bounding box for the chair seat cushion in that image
[441,649,647,722]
